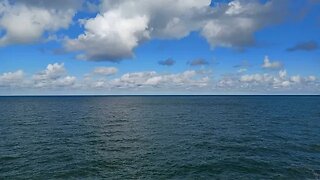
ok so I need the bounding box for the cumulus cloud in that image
[238,70,317,90]
[0,62,319,94]
[0,64,77,91]
[0,70,24,87]
[32,63,76,88]
[65,0,210,61]
[93,67,118,76]
[0,63,211,92]
[79,70,211,91]
[65,11,150,61]
[99,0,211,39]
[279,69,287,79]
[0,0,77,46]
[262,56,283,69]
[290,75,302,83]
[307,75,317,82]
[189,58,209,66]
[215,61,319,93]
[201,0,286,49]
[33,63,65,80]
[158,58,175,66]
[65,0,287,62]
[217,74,238,88]
[240,73,273,83]
[286,41,318,52]
[110,70,209,89]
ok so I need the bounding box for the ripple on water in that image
[0,96,320,179]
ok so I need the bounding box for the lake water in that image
[1,96,320,179]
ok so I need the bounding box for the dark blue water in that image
[0,96,320,179]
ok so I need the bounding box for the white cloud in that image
[33,63,76,88]
[0,70,24,87]
[93,67,118,76]
[238,68,247,73]
[217,75,237,88]
[213,56,319,93]
[0,0,289,64]
[33,63,66,81]
[65,11,150,61]
[307,75,316,82]
[85,70,210,91]
[99,0,210,39]
[54,76,77,87]
[65,0,211,61]
[290,75,302,83]
[66,0,286,61]
[279,69,287,79]
[237,69,319,91]
[107,70,209,89]
[79,69,210,91]
[0,0,76,46]
[262,56,283,69]
[0,64,77,90]
[201,0,285,48]
[0,61,318,94]
[240,73,273,83]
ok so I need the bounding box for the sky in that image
[0,0,319,95]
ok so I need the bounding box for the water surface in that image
[1,96,320,179]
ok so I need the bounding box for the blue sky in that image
[0,0,319,95]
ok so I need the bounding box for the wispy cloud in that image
[287,41,318,52]
[158,58,175,66]
[188,58,209,66]
[234,60,251,73]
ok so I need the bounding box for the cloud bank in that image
[64,0,287,62]
[1,56,319,94]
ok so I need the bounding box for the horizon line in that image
[0,94,319,97]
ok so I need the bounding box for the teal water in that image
[0,96,320,179]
